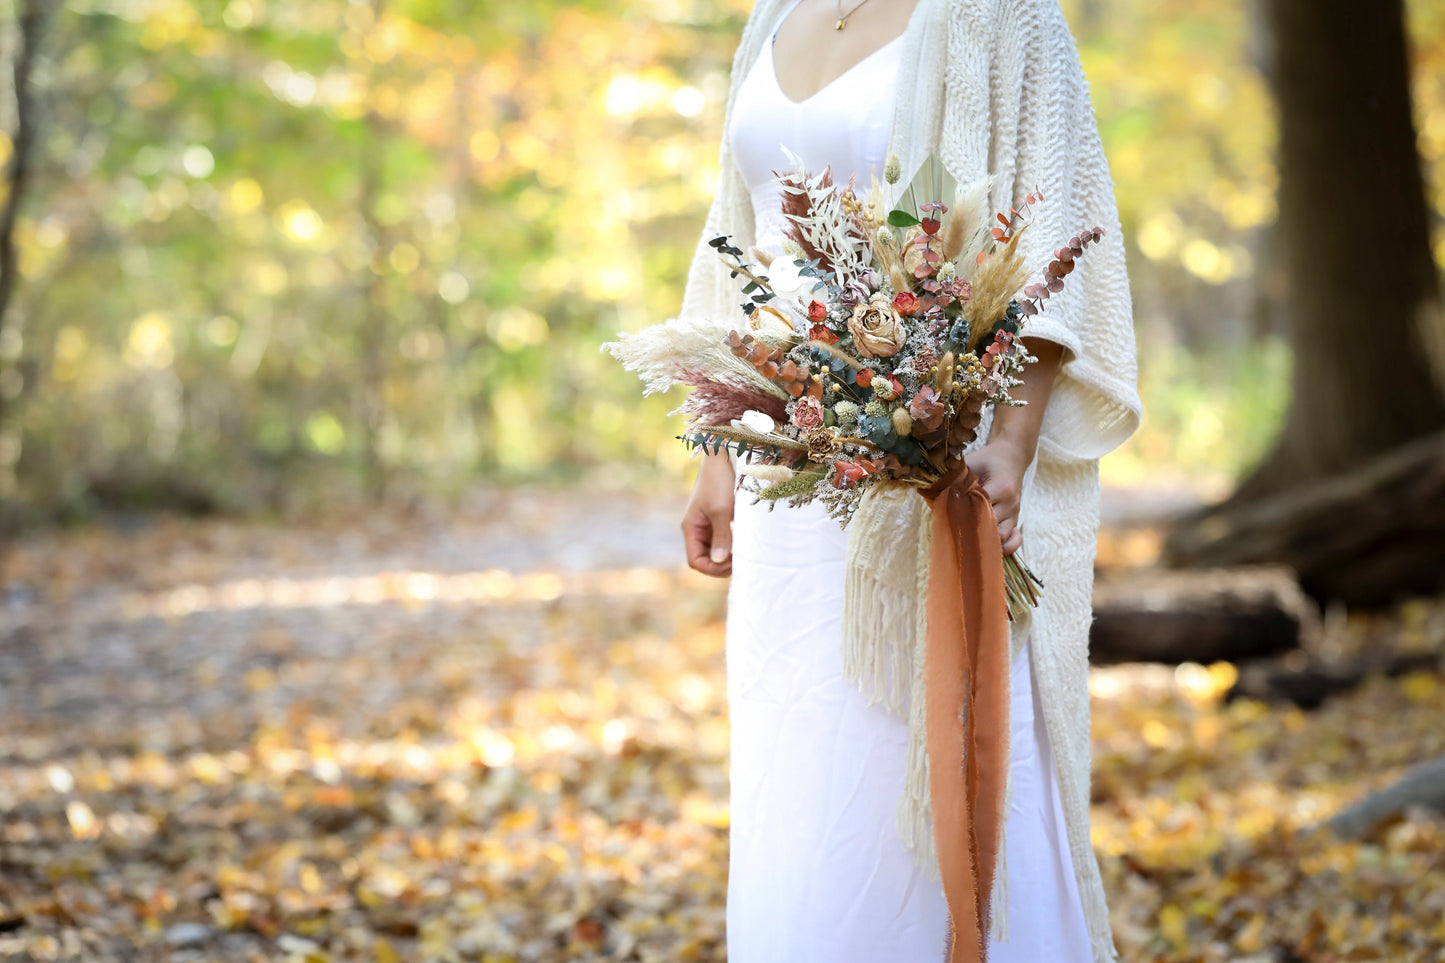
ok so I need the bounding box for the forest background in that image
[2,2,1445,962]
[1,0,1441,519]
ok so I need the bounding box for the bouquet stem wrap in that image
[919,461,1012,963]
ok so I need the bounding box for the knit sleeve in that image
[994,0,1142,464]
[678,10,765,330]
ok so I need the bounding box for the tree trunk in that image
[1239,0,1445,495]
[0,2,59,507]
[357,0,389,503]
[1164,0,1445,603]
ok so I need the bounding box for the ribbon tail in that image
[925,477,1012,963]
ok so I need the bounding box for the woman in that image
[674,1,1141,960]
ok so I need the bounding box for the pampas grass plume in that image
[964,228,1033,347]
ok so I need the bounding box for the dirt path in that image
[0,490,1441,962]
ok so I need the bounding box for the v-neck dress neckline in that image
[767,10,908,107]
[726,0,904,252]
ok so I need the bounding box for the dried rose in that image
[809,323,839,345]
[806,427,839,460]
[838,278,872,308]
[856,368,874,388]
[892,291,920,316]
[791,395,825,431]
[847,294,906,359]
[807,300,827,323]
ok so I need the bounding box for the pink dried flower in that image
[908,384,946,429]
[791,395,825,431]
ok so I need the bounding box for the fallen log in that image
[1227,649,1442,709]
[1089,567,1317,665]
[1162,431,1445,609]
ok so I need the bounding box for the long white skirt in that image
[725,489,1094,963]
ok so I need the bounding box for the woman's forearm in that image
[985,337,1064,463]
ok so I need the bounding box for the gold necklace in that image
[834,0,876,30]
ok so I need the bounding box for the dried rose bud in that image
[809,323,839,345]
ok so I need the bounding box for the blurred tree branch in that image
[1325,753,1445,838]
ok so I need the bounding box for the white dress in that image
[722,7,1095,961]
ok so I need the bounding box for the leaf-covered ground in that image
[1,492,1442,962]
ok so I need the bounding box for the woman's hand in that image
[964,440,1030,556]
[682,451,736,577]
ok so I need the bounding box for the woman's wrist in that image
[982,335,1062,466]
[980,422,1037,471]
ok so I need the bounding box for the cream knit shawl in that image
[675,1,1142,959]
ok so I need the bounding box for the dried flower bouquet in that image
[607,152,1104,618]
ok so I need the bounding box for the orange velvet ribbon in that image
[920,461,1012,963]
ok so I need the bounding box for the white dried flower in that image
[884,152,902,185]
[767,258,822,306]
[876,225,895,246]
[936,261,957,282]
[739,410,776,434]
